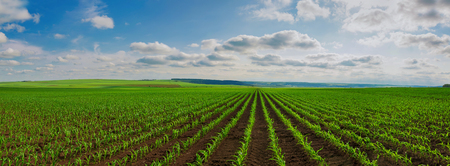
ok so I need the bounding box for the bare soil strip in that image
[245,92,277,166]
[202,93,254,166]
[262,96,317,166]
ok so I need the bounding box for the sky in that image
[1,0,450,86]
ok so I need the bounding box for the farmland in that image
[0,86,449,165]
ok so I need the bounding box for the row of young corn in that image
[262,92,327,165]
[0,91,237,152]
[186,92,254,165]
[277,89,450,146]
[229,90,258,165]
[0,92,245,165]
[105,92,254,166]
[263,92,378,166]
[273,92,450,165]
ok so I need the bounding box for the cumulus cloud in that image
[215,30,323,54]
[358,32,450,56]
[250,0,295,23]
[54,34,66,39]
[2,23,25,32]
[130,41,179,55]
[390,32,450,50]
[96,56,114,62]
[206,53,238,61]
[189,43,199,47]
[82,15,114,29]
[296,0,330,21]
[201,39,220,50]
[357,33,391,47]
[305,53,339,61]
[403,58,437,70]
[57,54,80,62]
[0,48,21,58]
[45,64,54,67]
[27,57,42,60]
[165,52,204,61]
[0,32,7,43]
[21,62,33,65]
[136,56,168,65]
[35,67,53,71]
[0,60,20,66]
[80,0,114,29]
[188,59,234,67]
[249,54,381,69]
[0,0,40,24]
[341,0,450,32]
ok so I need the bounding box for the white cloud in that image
[54,34,66,39]
[114,36,124,40]
[35,67,53,71]
[0,60,20,66]
[0,32,7,43]
[27,57,42,60]
[340,0,450,33]
[165,52,204,61]
[96,56,114,62]
[357,33,391,47]
[57,56,68,62]
[136,56,168,65]
[296,0,330,21]
[201,39,220,50]
[251,0,295,23]
[80,0,114,29]
[45,64,54,67]
[64,54,80,60]
[21,62,33,65]
[0,0,39,24]
[206,53,238,61]
[82,15,114,29]
[215,30,323,53]
[189,43,199,47]
[249,53,382,69]
[0,48,21,58]
[71,36,83,44]
[305,53,339,60]
[130,41,179,55]
[389,32,450,50]
[403,58,437,70]
[358,32,450,56]
[2,23,25,32]
[57,54,79,62]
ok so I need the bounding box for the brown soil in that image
[245,92,277,166]
[170,94,252,166]
[262,95,318,166]
[202,93,254,165]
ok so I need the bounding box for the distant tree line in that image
[444,84,450,87]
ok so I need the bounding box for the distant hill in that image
[171,78,251,86]
[172,78,426,88]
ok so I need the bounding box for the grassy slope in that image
[0,79,245,88]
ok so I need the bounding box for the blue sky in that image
[1,0,450,85]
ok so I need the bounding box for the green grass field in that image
[0,79,245,88]
[1,82,449,165]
